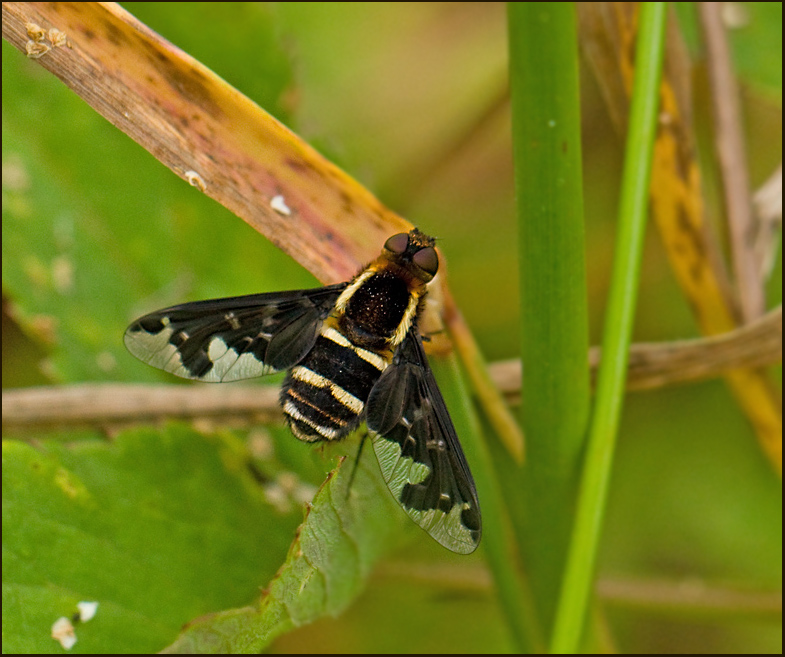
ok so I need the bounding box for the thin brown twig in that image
[4,306,780,433]
[2,383,283,433]
[597,577,782,619]
[490,304,781,399]
[698,2,763,321]
[374,561,783,619]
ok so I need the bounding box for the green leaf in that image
[162,440,405,652]
[2,424,306,653]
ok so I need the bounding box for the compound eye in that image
[384,232,409,254]
[413,246,438,276]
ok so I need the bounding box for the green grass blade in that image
[550,3,668,652]
[508,1,590,635]
[435,352,538,653]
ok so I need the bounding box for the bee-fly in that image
[125,229,481,554]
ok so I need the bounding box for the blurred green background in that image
[3,2,781,653]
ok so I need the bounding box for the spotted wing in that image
[124,283,347,382]
[365,330,481,554]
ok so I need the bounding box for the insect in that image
[124,229,481,554]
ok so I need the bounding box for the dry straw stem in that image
[577,3,782,474]
[2,1,409,283]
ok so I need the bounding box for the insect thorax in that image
[281,261,429,443]
[341,270,420,348]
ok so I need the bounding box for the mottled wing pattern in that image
[124,283,348,382]
[366,330,482,554]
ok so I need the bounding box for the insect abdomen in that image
[280,327,389,442]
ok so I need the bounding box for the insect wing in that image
[124,283,347,382]
[366,331,481,554]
